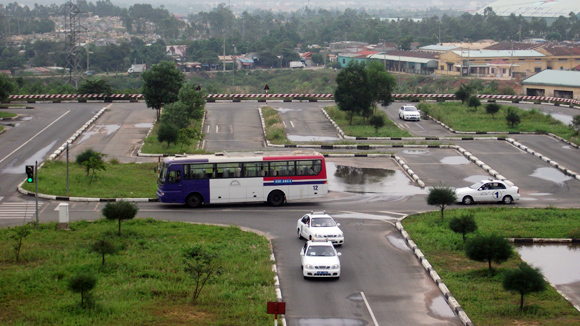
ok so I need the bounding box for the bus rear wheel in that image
[267,190,285,207]
[185,193,203,208]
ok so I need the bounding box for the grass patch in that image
[21,160,158,198]
[419,102,580,144]
[0,111,17,118]
[0,219,276,326]
[261,106,290,145]
[402,207,580,325]
[141,118,207,155]
[324,106,413,138]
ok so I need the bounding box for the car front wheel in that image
[297,228,303,239]
[502,195,513,204]
[462,196,474,205]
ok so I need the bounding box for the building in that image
[476,0,580,25]
[522,69,580,99]
[368,51,438,74]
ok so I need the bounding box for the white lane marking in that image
[361,292,379,326]
[290,121,295,128]
[215,125,219,133]
[283,121,287,127]
[230,125,233,133]
[0,110,70,164]
[206,125,210,133]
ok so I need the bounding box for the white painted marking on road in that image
[0,201,41,219]
[215,125,219,133]
[290,121,295,128]
[206,125,210,133]
[230,125,233,133]
[282,121,286,127]
[361,292,379,326]
[0,110,71,164]
[378,211,407,216]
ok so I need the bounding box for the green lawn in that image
[21,161,158,198]
[325,106,413,138]
[0,219,276,326]
[0,111,17,118]
[261,106,291,144]
[140,119,206,155]
[419,102,579,144]
[402,207,580,325]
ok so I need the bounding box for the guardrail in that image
[5,93,580,106]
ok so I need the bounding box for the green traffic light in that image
[27,177,33,183]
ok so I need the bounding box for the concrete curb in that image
[506,138,580,182]
[271,250,287,326]
[452,145,515,185]
[396,221,474,326]
[16,185,159,203]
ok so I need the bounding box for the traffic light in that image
[25,165,34,183]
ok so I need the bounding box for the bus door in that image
[211,163,242,203]
[164,167,184,203]
[243,162,265,202]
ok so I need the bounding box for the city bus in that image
[156,151,328,207]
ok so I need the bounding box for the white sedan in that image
[399,105,421,121]
[300,240,341,279]
[455,179,520,205]
[297,211,344,245]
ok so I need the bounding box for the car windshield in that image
[307,246,336,257]
[470,182,484,189]
[311,217,336,227]
[405,107,418,111]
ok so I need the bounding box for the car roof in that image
[307,239,334,246]
[308,211,332,217]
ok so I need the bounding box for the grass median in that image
[402,207,580,325]
[324,106,413,138]
[419,102,579,143]
[21,160,158,198]
[141,119,206,155]
[261,106,290,145]
[0,219,276,326]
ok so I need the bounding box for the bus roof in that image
[161,150,324,165]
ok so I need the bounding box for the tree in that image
[182,244,222,301]
[82,154,107,186]
[334,61,373,125]
[455,84,472,104]
[369,114,385,134]
[572,115,580,135]
[178,82,206,120]
[10,225,31,261]
[179,127,203,151]
[465,234,513,272]
[0,73,15,102]
[90,239,118,266]
[159,102,190,129]
[426,185,457,220]
[68,273,97,307]
[76,149,103,176]
[158,123,179,148]
[141,61,184,119]
[366,60,397,108]
[506,107,521,128]
[77,79,113,95]
[502,263,546,310]
[101,200,139,236]
[467,96,481,111]
[449,211,478,242]
[485,103,501,119]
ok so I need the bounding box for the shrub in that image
[158,123,179,148]
[101,200,139,235]
[465,234,513,272]
[506,107,521,128]
[502,263,546,310]
[68,273,97,308]
[467,96,481,111]
[426,185,457,220]
[449,212,478,242]
[485,103,500,119]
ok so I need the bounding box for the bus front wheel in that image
[267,190,285,207]
[185,193,203,208]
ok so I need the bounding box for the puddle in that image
[287,134,341,142]
[516,244,580,285]
[530,167,572,185]
[519,197,538,201]
[403,149,429,155]
[562,145,571,150]
[275,107,299,114]
[77,131,97,144]
[429,295,456,318]
[386,235,411,251]
[2,140,59,174]
[333,212,400,220]
[22,117,32,121]
[295,318,365,326]
[463,175,491,183]
[440,156,470,165]
[327,163,427,195]
[104,124,121,135]
[134,123,153,128]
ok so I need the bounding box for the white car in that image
[300,239,341,279]
[399,105,421,121]
[455,179,520,205]
[297,211,344,245]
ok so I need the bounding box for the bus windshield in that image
[158,164,168,185]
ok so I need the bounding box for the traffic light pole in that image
[35,160,38,228]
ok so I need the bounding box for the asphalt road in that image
[2,99,580,325]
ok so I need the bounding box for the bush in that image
[502,263,546,310]
[68,273,97,308]
[465,234,513,272]
[449,212,477,242]
[369,114,386,134]
[467,96,481,111]
[101,200,139,235]
[455,84,471,104]
[506,107,521,128]
[76,149,102,176]
[426,185,457,220]
[485,103,500,118]
[158,123,179,148]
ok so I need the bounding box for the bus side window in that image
[168,170,181,183]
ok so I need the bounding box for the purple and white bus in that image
[156,151,328,207]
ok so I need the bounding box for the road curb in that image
[396,221,474,326]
